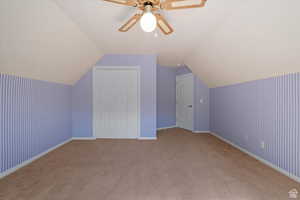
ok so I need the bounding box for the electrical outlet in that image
[200,99,204,104]
[260,141,265,149]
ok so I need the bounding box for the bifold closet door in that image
[93,68,139,138]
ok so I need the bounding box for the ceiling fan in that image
[104,0,207,35]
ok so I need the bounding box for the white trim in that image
[138,137,157,140]
[176,73,193,79]
[193,131,211,133]
[93,66,141,139]
[91,137,138,139]
[210,132,300,184]
[157,126,177,131]
[72,137,96,140]
[0,138,72,179]
[94,66,140,70]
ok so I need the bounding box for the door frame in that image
[92,66,141,139]
[176,73,194,131]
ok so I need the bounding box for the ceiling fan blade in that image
[155,14,174,35]
[161,0,206,10]
[103,0,137,7]
[119,14,142,32]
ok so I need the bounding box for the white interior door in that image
[93,67,140,138]
[176,73,194,131]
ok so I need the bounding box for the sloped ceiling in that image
[0,0,101,85]
[1,0,300,87]
[185,0,300,87]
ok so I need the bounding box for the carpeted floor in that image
[0,128,299,200]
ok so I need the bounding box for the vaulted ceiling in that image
[1,0,300,87]
[0,0,101,84]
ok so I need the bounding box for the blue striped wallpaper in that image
[1,69,299,180]
[0,74,72,173]
[210,73,300,180]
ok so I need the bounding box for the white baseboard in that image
[138,137,157,140]
[193,130,211,133]
[72,137,96,140]
[0,138,72,179]
[210,132,300,184]
[74,137,157,140]
[0,135,158,179]
[157,126,177,131]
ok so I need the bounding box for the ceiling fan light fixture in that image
[107,0,207,35]
[140,5,157,32]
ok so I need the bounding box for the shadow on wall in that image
[176,65,192,75]
[176,65,210,132]
[157,65,177,129]
[156,64,210,132]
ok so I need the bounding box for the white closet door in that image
[176,73,194,131]
[93,67,139,138]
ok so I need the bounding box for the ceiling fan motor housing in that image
[143,1,154,12]
[143,1,153,7]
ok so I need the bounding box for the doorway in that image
[176,73,194,131]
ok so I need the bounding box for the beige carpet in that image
[0,128,299,200]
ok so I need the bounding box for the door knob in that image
[187,105,193,108]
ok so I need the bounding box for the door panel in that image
[176,74,194,131]
[94,68,139,138]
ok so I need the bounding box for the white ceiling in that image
[186,0,300,87]
[1,0,300,86]
[0,0,101,85]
